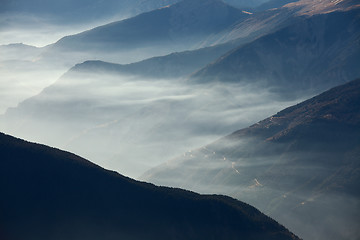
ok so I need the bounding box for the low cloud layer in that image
[1,69,301,177]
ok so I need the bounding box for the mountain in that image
[36,0,333,66]
[46,0,358,78]
[191,6,360,96]
[0,132,299,240]
[142,78,360,240]
[55,2,306,78]
[67,32,264,79]
[198,0,359,48]
[68,42,236,79]
[0,0,307,112]
[47,0,248,61]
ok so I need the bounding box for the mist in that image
[142,136,360,240]
[1,0,198,114]
[0,42,69,114]
[1,68,301,177]
[0,14,111,47]
[1,2,358,240]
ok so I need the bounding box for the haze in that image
[1,1,359,240]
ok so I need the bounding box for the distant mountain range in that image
[49,0,360,86]
[43,0,360,91]
[37,0,302,65]
[142,78,360,240]
[49,0,248,57]
[68,42,236,79]
[0,132,299,240]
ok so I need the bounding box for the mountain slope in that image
[143,78,360,240]
[199,0,359,48]
[0,132,299,240]
[191,8,360,96]
[68,42,236,79]
[50,0,247,54]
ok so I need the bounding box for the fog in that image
[0,10,117,114]
[0,30,160,114]
[0,42,68,114]
[1,2,358,240]
[1,68,300,177]
[0,12,128,47]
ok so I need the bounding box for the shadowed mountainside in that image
[68,42,236,79]
[191,8,360,96]
[0,132,299,240]
[52,2,360,82]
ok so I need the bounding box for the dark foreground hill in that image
[0,132,299,240]
[143,78,360,240]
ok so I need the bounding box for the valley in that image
[1,0,359,239]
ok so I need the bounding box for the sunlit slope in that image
[0,132,300,240]
[143,78,360,240]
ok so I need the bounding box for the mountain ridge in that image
[51,0,247,53]
[190,8,360,96]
